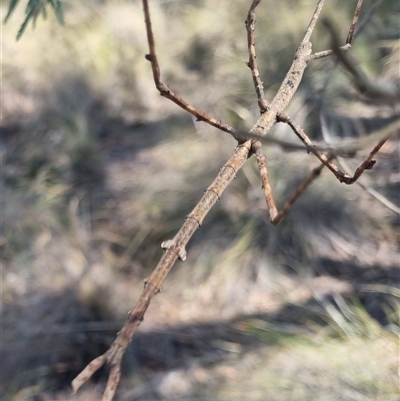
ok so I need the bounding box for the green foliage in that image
[5,0,64,40]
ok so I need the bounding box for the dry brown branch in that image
[346,0,364,44]
[277,112,351,182]
[275,113,397,184]
[142,0,237,137]
[309,0,364,60]
[245,0,268,112]
[271,162,327,225]
[315,0,384,105]
[70,1,399,399]
[354,0,384,37]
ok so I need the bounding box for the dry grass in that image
[1,1,399,400]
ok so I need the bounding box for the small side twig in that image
[323,18,400,103]
[320,114,400,215]
[346,0,364,45]
[142,0,237,137]
[252,140,328,224]
[277,112,397,185]
[276,112,352,183]
[245,0,268,113]
[252,141,278,222]
[308,0,364,60]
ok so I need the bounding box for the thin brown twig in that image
[320,114,400,215]
[252,141,278,222]
[272,162,326,225]
[276,112,351,182]
[277,112,396,185]
[323,17,400,103]
[142,0,237,137]
[351,138,388,182]
[252,140,329,224]
[353,0,384,39]
[346,0,365,44]
[245,0,268,112]
[317,0,382,96]
[308,0,364,60]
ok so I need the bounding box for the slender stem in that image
[245,0,268,112]
[253,140,329,225]
[252,141,278,222]
[142,0,237,137]
[277,112,352,183]
[347,0,364,44]
[272,162,326,225]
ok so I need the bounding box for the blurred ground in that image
[1,1,399,400]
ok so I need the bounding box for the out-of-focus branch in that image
[309,0,364,60]
[323,18,400,104]
[238,118,400,158]
[353,0,384,39]
[317,0,384,103]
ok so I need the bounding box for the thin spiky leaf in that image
[16,12,33,40]
[41,4,47,20]
[33,5,45,28]
[6,0,65,39]
[4,0,21,22]
[49,0,64,24]
[25,0,41,15]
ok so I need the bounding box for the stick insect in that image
[72,1,397,399]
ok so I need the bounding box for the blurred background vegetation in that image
[1,0,399,400]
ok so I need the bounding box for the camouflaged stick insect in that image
[71,1,396,399]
